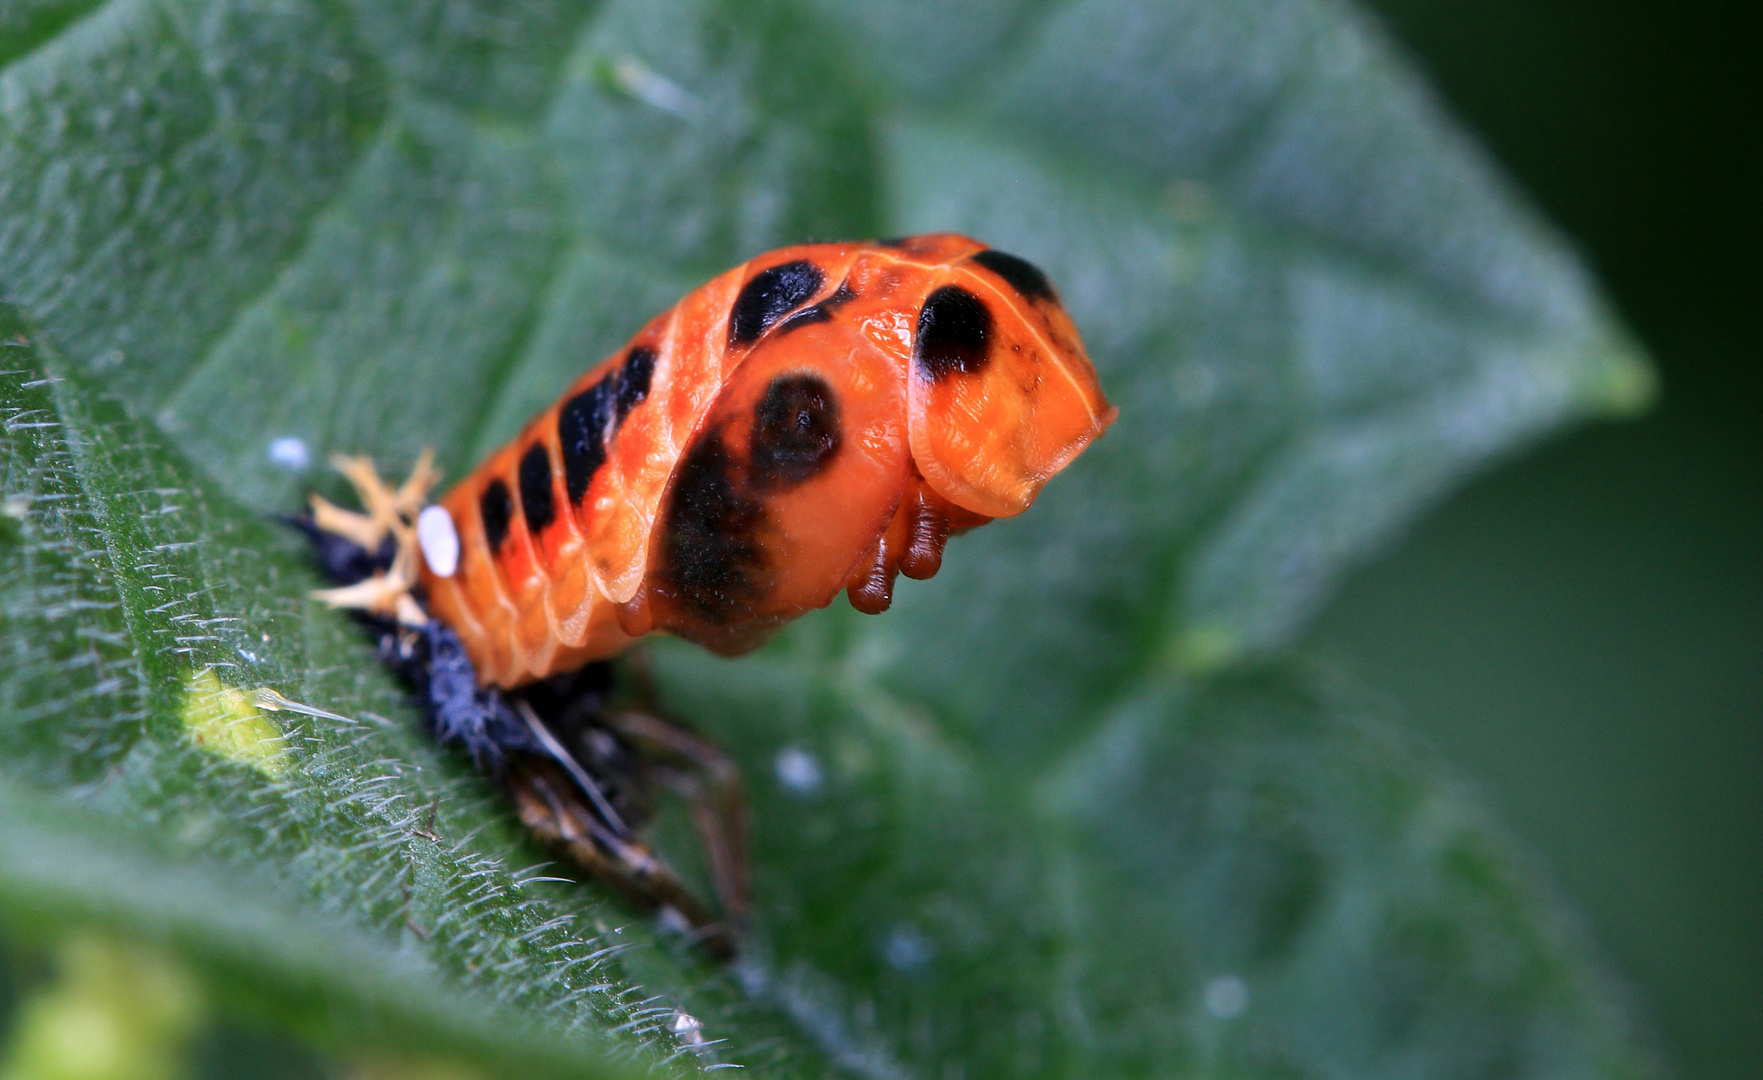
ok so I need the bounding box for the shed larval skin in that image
[416,234,1116,688]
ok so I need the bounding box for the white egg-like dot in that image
[774,745,824,796]
[1203,975,1248,1019]
[883,923,934,971]
[267,436,310,471]
[417,505,459,578]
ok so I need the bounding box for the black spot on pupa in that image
[749,374,841,490]
[877,236,910,248]
[614,346,656,424]
[661,430,766,623]
[970,249,1055,302]
[518,443,555,535]
[558,378,616,505]
[728,260,823,345]
[479,479,514,554]
[776,281,855,335]
[915,285,992,379]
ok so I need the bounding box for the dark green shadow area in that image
[1326,3,1760,1078]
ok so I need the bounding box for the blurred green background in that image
[1326,2,1759,1078]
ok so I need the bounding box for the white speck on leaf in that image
[883,923,934,971]
[671,1009,706,1046]
[1204,975,1248,1019]
[774,745,823,796]
[609,56,702,120]
[268,437,310,471]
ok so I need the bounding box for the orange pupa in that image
[317,234,1115,686]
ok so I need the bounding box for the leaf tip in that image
[1580,327,1658,419]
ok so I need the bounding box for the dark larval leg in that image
[293,456,745,957]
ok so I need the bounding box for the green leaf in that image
[0,0,1658,1076]
[653,640,1655,1078]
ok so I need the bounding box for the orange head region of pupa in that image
[894,238,1116,520]
[635,235,1114,656]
